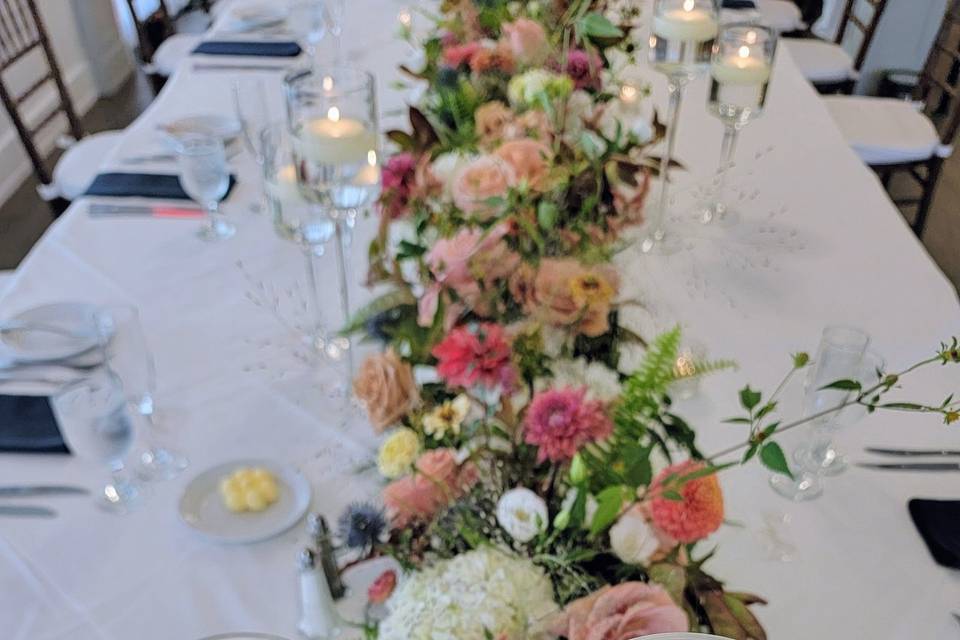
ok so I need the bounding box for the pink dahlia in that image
[431,323,517,392]
[649,461,725,543]
[524,386,612,463]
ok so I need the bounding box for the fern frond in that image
[667,358,738,383]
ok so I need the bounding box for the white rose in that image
[609,506,660,565]
[545,358,622,403]
[598,100,654,145]
[497,487,548,543]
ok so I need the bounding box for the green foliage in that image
[758,442,792,479]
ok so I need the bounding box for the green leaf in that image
[589,485,625,535]
[537,201,558,230]
[755,401,778,421]
[739,386,762,411]
[759,442,793,479]
[792,351,810,368]
[385,129,416,151]
[339,289,416,336]
[818,379,862,391]
[576,12,624,39]
[661,490,683,501]
[648,563,686,604]
[879,402,927,411]
[723,417,752,425]
[396,239,427,259]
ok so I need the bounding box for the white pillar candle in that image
[294,107,378,165]
[711,46,771,85]
[653,2,718,42]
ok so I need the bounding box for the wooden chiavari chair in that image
[785,0,889,94]
[123,0,203,83]
[823,0,960,237]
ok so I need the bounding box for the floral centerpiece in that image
[337,1,960,639]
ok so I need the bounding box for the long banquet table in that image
[3,2,960,639]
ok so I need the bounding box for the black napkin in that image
[722,0,757,8]
[0,395,68,454]
[85,173,237,201]
[192,41,302,57]
[908,499,960,569]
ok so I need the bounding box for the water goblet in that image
[701,23,777,224]
[643,0,719,253]
[95,305,188,481]
[177,134,234,240]
[52,369,140,513]
[284,65,381,383]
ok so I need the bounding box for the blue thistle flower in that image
[337,502,387,550]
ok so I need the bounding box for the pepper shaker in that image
[307,514,346,599]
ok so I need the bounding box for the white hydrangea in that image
[379,548,558,640]
[537,357,622,402]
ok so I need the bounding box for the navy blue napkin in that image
[723,0,757,8]
[0,395,68,454]
[192,41,302,57]
[85,173,237,200]
[909,499,960,569]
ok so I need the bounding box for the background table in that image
[2,2,959,639]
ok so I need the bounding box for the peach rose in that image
[451,155,516,218]
[382,448,478,528]
[469,45,515,74]
[475,101,514,148]
[548,582,688,640]
[353,349,419,432]
[501,18,549,66]
[495,139,552,191]
[529,258,619,337]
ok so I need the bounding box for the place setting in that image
[2,0,960,638]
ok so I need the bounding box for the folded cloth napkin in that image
[0,395,68,454]
[908,499,960,569]
[192,41,302,57]
[722,0,758,8]
[84,173,236,201]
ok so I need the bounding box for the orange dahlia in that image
[649,461,724,543]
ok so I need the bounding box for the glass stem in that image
[646,78,685,251]
[303,247,325,347]
[714,122,740,209]
[334,217,354,383]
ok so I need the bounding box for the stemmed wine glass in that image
[644,0,719,253]
[284,65,381,385]
[177,134,234,241]
[701,23,777,224]
[52,369,140,513]
[233,78,271,212]
[95,305,188,481]
[260,121,341,361]
[770,326,869,501]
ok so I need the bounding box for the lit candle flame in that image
[398,9,412,27]
[682,0,695,11]
[367,149,377,166]
[746,30,758,44]
[738,45,750,58]
[322,76,334,91]
[620,84,638,102]
[327,106,340,122]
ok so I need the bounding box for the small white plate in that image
[179,459,311,544]
[160,115,243,144]
[229,2,288,30]
[0,302,101,362]
[338,556,403,624]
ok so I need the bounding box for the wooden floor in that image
[0,69,958,293]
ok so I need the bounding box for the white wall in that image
[0,0,131,204]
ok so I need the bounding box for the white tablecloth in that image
[2,3,959,639]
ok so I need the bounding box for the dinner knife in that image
[856,462,960,471]
[0,505,56,518]
[0,485,89,497]
[865,447,960,457]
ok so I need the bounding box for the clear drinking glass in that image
[52,369,140,513]
[644,0,720,253]
[95,305,188,481]
[234,78,271,213]
[284,66,381,382]
[288,0,327,62]
[701,23,777,224]
[770,326,869,501]
[177,134,235,240]
[325,0,346,60]
[261,121,342,359]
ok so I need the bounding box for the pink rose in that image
[548,582,688,640]
[443,41,482,68]
[451,156,516,218]
[501,18,549,66]
[495,139,552,191]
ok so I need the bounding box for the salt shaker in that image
[298,548,342,640]
[307,514,346,599]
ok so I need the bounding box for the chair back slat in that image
[834,0,889,71]
[0,0,84,187]
[916,0,960,145]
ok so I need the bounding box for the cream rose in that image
[451,155,516,218]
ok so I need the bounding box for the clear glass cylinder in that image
[649,0,720,80]
[707,23,777,126]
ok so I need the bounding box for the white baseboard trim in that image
[0,61,101,206]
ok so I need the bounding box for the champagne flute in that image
[644,0,719,253]
[701,23,777,224]
[284,66,381,386]
[177,134,234,241]
[52,369,140,513]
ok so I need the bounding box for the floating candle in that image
[653,1,718,42]
[294,106,378,165]
[711,46,771,85]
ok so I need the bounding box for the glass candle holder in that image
[701,23,776,224]
[644,0,719,253]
